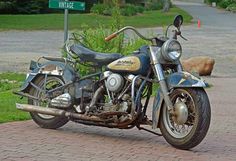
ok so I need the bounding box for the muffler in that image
[16,103,105,122]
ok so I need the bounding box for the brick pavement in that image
[0,77,236,161]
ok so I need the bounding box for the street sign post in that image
[49,0,85,42]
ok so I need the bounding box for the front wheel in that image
[160,88,211,150]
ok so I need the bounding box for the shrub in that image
[136,5,145,13]
[218,0,235,8]
[66,0,149,76]
[226,3,236,12]
[145,1,164,11]
[120,4,137,16]
[90,3,110,15]
[70,26,149,76]
[0,1,15,14]
[91,3,145,16]
[121,4,145,16]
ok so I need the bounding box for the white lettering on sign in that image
[59,2,74,9]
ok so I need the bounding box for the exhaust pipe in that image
[16,103,105,122]
[16,103,66,116]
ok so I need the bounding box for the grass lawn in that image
[0,7,192,30]
[0,73,30,123]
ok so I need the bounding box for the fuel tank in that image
[107,53,150,75]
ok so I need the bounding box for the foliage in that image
[0,0,96,14]
[205,0,236,10]
[0,1,15,14]
[218,0,235,8]
[226,3,236,11]
[146,2,163,11]
[91,3,145,16]
[67,0,149,76]
[120,4,145,16]
[90,3,110,15]
[73,0,149,54]
[0,72,30,123]
[0,0,49,14]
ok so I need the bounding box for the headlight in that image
[161,39,182,61]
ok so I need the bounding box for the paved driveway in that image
[0,77,235,161]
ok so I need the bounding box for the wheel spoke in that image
[33,76,64,119]
[163,89,197,138]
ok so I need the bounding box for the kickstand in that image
[137,126,162,136]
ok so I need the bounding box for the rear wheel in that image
[28,75,69,129]
[160,88,211,150]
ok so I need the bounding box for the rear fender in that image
[20,60,77,92]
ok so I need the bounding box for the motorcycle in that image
[15,15,211,150]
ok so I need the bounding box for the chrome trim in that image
[149,46,160,65]
[131,75,141,115]
[131,75,140,103]
[154,64,165,81]
[105,80,112,103]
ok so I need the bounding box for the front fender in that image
[167,71,207,89]
[20,60,77,92]
[152,71,207,129]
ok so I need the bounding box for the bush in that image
[0,1,15,14]
[136,5,145,13]
[226,3,236,12]
[66,0,149,76]
[121,4,145,16]
[71,26,148,76]
[120,4,137,16]
[145,1,164,11]
[91,3,145,16]
[205,0,236,9]
[90,3,110,15]
[218,0,235,8]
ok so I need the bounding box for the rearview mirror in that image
[173,15,183,29]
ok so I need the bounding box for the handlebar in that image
[105,25,187,43]
[105,26,153,42]
[105,33,117,41]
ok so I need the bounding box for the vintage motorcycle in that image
[15,15,211,150]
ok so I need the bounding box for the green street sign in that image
[49,0,85,11]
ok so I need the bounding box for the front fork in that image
[149,46,181,111]
[153,64,174,111]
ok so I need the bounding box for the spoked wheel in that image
[28,75,69,129]
[160,88,211,150]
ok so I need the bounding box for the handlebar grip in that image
[105,33,117,42]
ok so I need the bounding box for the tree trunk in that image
[162,0,170,12]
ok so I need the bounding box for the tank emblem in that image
[108,56,141,71]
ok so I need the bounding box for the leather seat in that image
[70,44,123,66]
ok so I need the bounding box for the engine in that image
[105,73,124,93]
[102,71,134,114]
[75,71,136,120]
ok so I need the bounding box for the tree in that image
[161,0,170,12]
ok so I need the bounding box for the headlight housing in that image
[161,39,182,62]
